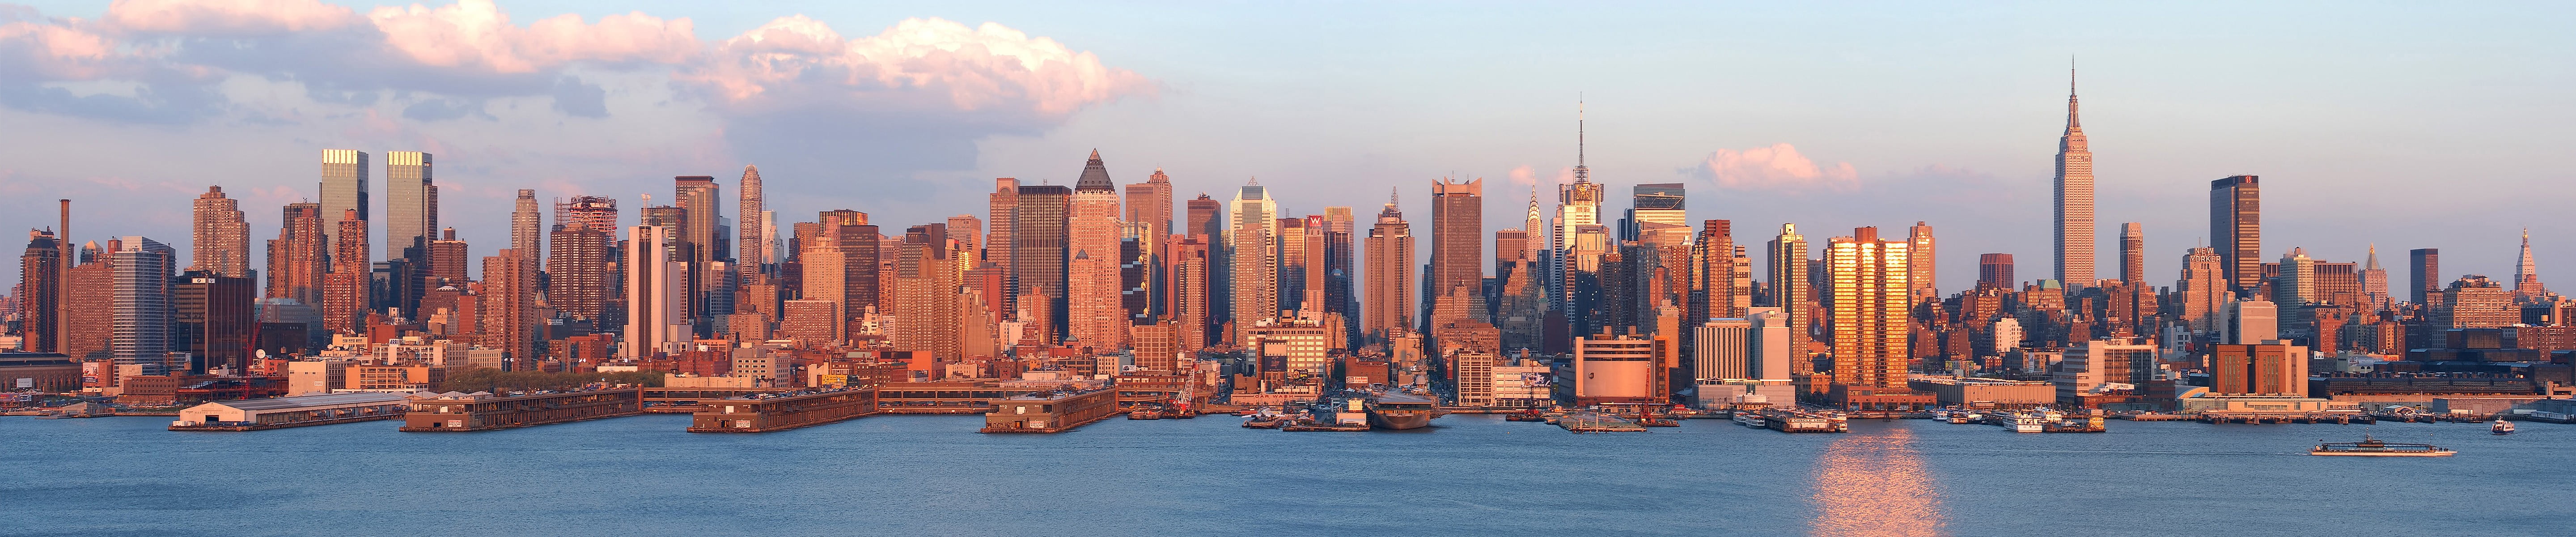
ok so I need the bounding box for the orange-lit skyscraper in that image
[1068,150,1126,349]
[266,202,326,306]
[2054,72,2095,288]
[1826,227,1910,391]
[1429,177,1483,326]
[191,186,250,278]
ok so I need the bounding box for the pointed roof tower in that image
[1572,98,1590,183]
[1075,149,1114,192]
[2365,243,2381,270]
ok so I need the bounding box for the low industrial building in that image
[169,392,414,431]
[1908,376,2055,409]
[981,388,1119,433]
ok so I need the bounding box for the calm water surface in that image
[0,413,2562,537]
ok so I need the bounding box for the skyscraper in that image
[2211,175,2262,292]
[1690,219,1740,323]
[737,165,766,282]
[547,221,612,324]
[1013,185,1072,343]
[2514,230,2548,303]
[2410,248,2440,305]
[174,270,255,374]
[624,224,685,358]
[426,228,468,286]
[385,150,434,263]
[1167,235,1212,349]
[894,224,960,365]
[1766,224,1812,377]
[987,178,1019,304]
[2360,244,2390,308]
[2054,71,2096,287]
[1826,227,1909,391]
[1624,183,1685,241]
[266,203,326,306]
[1907,222,1936,301]
[674,175,721,323]
[1127,168,1174,318]
[318,149,368,256]
[479,249,538,367]
[110,237,175,371]
[1322,205,1357,340]
[1229,179,1279,341]
[2119,222,2144,285]
[556,196,618,247]
[1978,253,2015,290]
[512,189,541,263]
[1068,150,1125,349]
[18,230,60,352]
[1363,190,1414,341]
[322,210,369,334]
[191,186,250,278]
[2176,247,2228,332]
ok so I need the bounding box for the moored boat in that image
[2310,435,2456,457]
[1364,393,1439,430]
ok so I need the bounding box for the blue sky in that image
[1,1,2568,293]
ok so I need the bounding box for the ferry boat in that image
[1364,393,1439,430]
[1996,411,2046,433]
[1930,409,1952,421]
[1948,412,1972,424]
[1733,411,1768,428]
[2310,435,2455,457]
[2491,419,2516,435]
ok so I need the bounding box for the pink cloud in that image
[1689,143,1859,193]
[0,19,127,79]
[366,0,695,73]
[682,16,1153,118]
[105,0,360,36]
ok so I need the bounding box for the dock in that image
[399,389,644,432]
[980,388,1119,433]
[686,388,880,433]
[1557,411,1647,433]
[169,392,411,431]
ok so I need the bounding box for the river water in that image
[0,413,2559,537]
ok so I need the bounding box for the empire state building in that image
[2055,70,2096,287]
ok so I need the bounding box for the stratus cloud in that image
[682,16,1152,118]
[1688,143,1859,193]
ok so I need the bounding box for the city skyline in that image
[0,1,2567,294]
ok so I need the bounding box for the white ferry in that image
[1996,411,2046,433]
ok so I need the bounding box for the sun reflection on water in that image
[1810,426,1946,537]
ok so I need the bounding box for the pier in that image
[981,388,1119,433]
[169,393,412,431]
[399,389,644,432]
[686,388,880,433]
[1557,411,1647,433]
[640,387,780,413]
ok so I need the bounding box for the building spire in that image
[1573,97,1589,183]
[2065,58,2081,131]
[2365,243,2381,270]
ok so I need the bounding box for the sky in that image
[1,0,2570,295]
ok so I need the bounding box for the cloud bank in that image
[0,0,1152,170]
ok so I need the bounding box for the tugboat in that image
[1127,408,1165,420]
[1503,409,1551,422]
[2310,434,2457,457]
[2491,419,2517,435]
